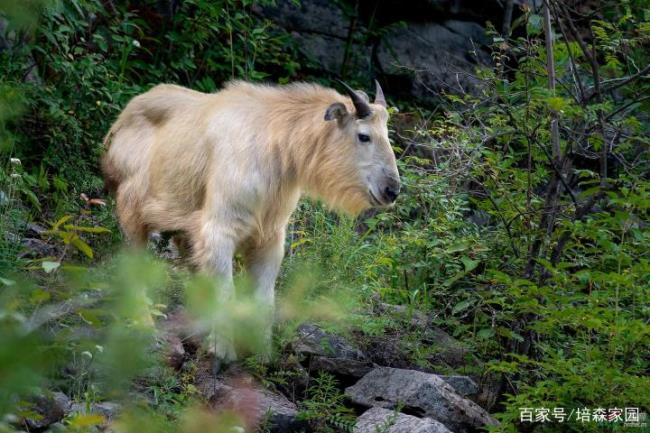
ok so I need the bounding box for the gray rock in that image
[19,238,57,258]
[162,332,186,370]
[93,401,120,420]
[291,32,368,74]
[311,355,373,378]
[195,365,303,433]
[257,0,369,74]
[440,375,478,397]
[48,422,67,432]
[377,20,491,97]
[158,307,203,352]
[355,407,452,433]
[211,384,301,433]
[374,302,430,327]
[256,0,349,38]
[371,301,476,368]
[70,401,120,421]
[26,223,47,236]
[194,364,232,400]
[23,392,71,430]
[293,323,365,361]
[444,20,490,45]
[425,326,475,368]
[156,310,187,370]
[345,367,497,433]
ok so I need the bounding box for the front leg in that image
[244,230,285,360]
[193,222,238,365]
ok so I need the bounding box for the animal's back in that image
[102,84,208,188]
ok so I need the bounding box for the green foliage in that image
[282,2,649,431]
[298,372,356,433]
[1,0,299,200]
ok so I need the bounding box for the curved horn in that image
[339,80,372,118]
[374,80,386,107]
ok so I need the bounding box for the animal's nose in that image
[383,178,400,203]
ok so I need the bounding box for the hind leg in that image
[172,232,193,260]
[116,184,148,247]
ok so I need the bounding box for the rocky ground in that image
[17,299,501,433]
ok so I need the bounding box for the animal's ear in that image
[324,102,348,122]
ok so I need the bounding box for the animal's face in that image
[323,82,400,213]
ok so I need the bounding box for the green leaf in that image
[0,277,16,286]
[452,300,473,315]
[51,215,73,230]
[527,14,543,35]
[71,237,93,259]
[446,242,468,253]
[461,256,479,272]
[546,96,569,112]
[30,288,50,303]
[41,261,60,273]
[477,328,495,339]
[63,224,111,234]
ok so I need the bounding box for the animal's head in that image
[320,80,400,215]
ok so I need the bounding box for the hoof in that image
[205,332,237,367]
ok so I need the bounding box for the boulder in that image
[290,32,370,75]
[293,323,365,361]
[345,367,497,433]
[440,375,479,397]
[158,306,203,354]
[23,391,71,430]
[195,364,303,433]
[256,0,349,38]
[255,0,369,75]
[161,333,186,370]
[26,223,47,236]
[424,326,476,368]
[293,323,373,378]
[210,384,302,433]
[311,356,373,378]
[19,238,58,258]
[374,302,430,328]
[70,401,121,421]
[355,407,452,433]
[156,308,189,369]
[377,20,491,97]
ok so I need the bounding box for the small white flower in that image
[10,158,21,166]
[81,351,93,359]
[10,173,21,179]
[132,39,141,48]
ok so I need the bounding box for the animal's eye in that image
[358,133,371,143]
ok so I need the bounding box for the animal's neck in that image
[275,105,338,197]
